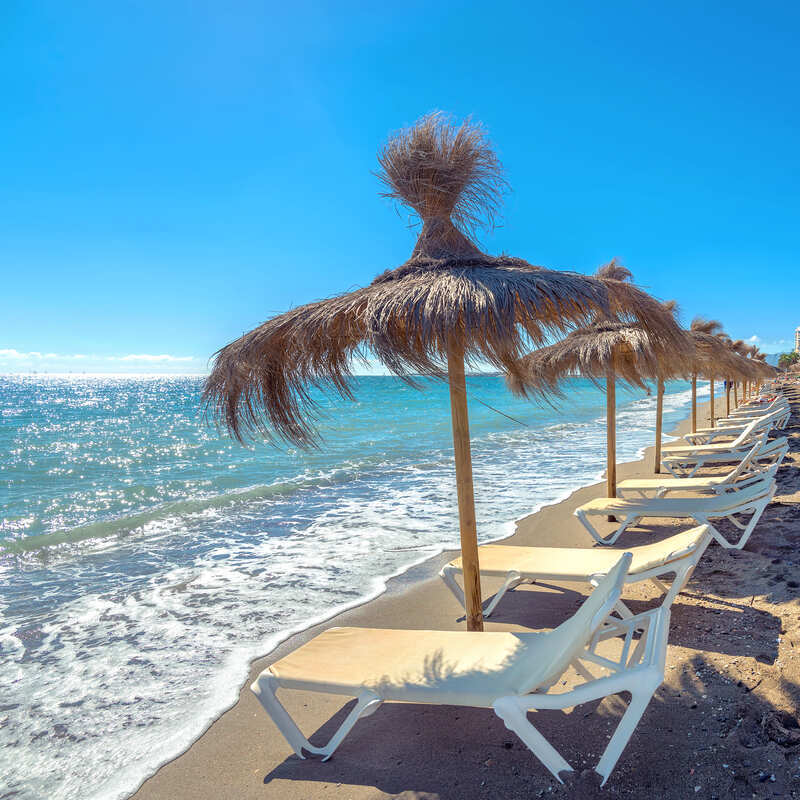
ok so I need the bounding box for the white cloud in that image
[741,336,790,355]
[118,354,195,362]
[0,349,198,362]
[0,348,204,374]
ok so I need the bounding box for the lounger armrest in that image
[497,609,667,714]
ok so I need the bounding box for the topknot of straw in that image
[690,316,723,335]
[377,112,507,249]
[595,258,632,283]
[662,299,678,314]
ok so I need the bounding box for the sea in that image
[0,374,708,800]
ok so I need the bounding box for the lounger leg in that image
[605,516,636,545]
[660,461,681,478]
[251,675,382,760]
[492,699,573,782]
[595,683,658,785]
[439,565,466,609]
[440,567,528,617]
[575,511,631,545]
[589,575,634,620]
[484,571,526,617]
[725,513,749,531]
[707,497,771,549]
[649,577,669,594]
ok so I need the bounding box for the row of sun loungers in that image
[249,386,790,785]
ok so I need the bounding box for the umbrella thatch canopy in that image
[508,268,687,497]
[650,300,684,472]
[723,338,761,407]
[204,113,684,631]
[685,317,747,429]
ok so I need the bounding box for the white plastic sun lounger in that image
[693,406,788,431]
[574,477,776,547]
[700,411,790,433]
[660,430,772,478]
[616,464,779,499]
[663,414,770,457]
[618,438,787,498]
[440,525,712,618]
[728,397,785,416]
[685,409,788,444]
[660,432,787,479]
[252,554,669,785]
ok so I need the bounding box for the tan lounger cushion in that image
[449,527,706,581]
[268,627,552,706]
[616,476,725,491]
[578,482,769,517]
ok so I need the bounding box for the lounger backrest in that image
[722,431,769,481]
[724,416,762,448]
[706,476,775,511]
[511,553,632,694]
[754,436,788,466]
[760,407,790,427]
[730,411,781,447]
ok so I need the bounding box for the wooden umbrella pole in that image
[691,373,697,433]
[726,379,731,417]
[446,342,483,632]
[710,378,715,428]
[654,377,664,474]
[733,381,738,408]
[606,370,617,522]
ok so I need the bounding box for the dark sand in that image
[132,394,800,799]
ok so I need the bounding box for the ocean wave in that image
[0,376,698,800]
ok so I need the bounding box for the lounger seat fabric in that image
[269,561,625,707]
[616,476,726,491]
[268,627,554,705]
[662,440,750,455]
[448,528,706,581]
[577,493,755,517]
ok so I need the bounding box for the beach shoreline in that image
[129,389,800,800]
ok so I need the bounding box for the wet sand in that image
[132,394,800,799]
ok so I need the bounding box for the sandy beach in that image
[131,394,800,799]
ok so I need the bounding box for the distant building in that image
[796,326,800,352]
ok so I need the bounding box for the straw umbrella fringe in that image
[685,318,753,430]
[203,113,683,632]
[508,284,688,503]
[652,300,681,474]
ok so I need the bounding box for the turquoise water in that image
[0,374,705,799]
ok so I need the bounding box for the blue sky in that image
[2,0,799,373]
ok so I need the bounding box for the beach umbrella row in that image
[203,113,678,632]
[508,268,687,502]
[204,111,775,632]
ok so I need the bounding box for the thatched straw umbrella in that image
[749,347,774,393]
[727,339,751,410]
[509,269,686,506]
[203,113,680,631]
[686,317,745,430]
[736,345,768,400]
[651,300,684,474]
